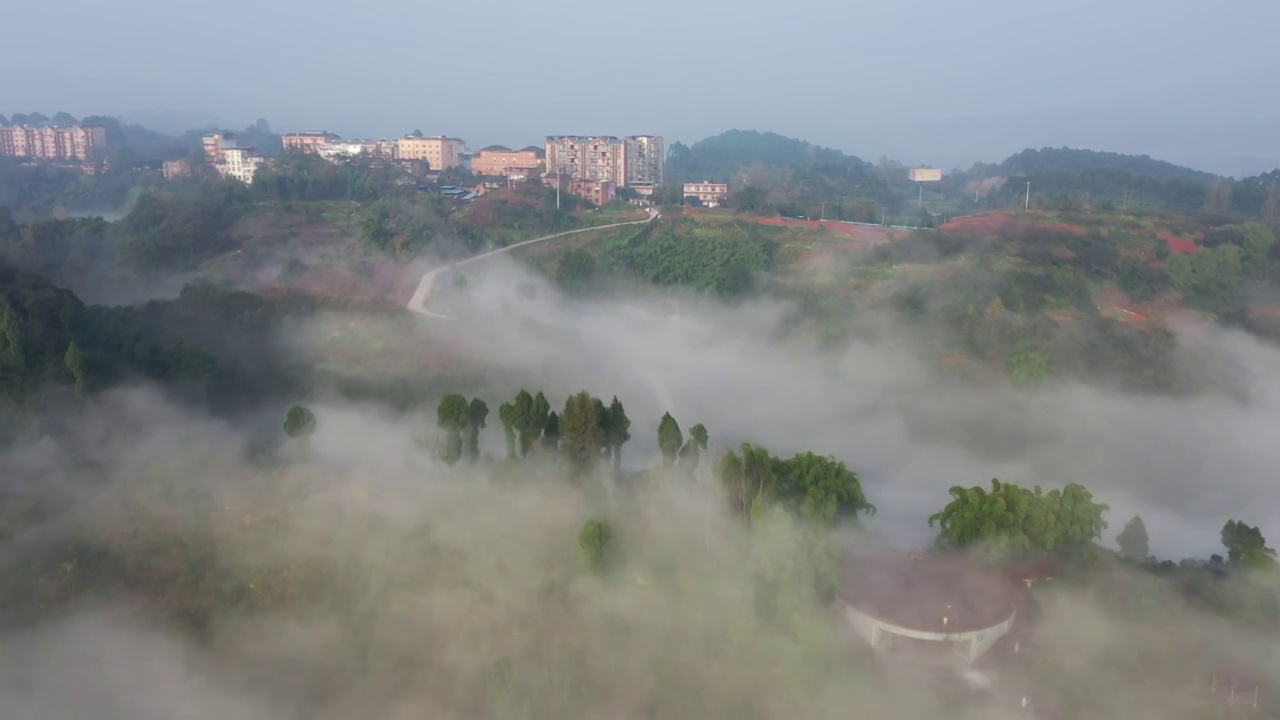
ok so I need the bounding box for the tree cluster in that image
[715,444,874,527]
[928,478,1109,560]
[443,389,635,475]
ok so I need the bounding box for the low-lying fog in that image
[385,256,1280,560]
[3,251,1279,718]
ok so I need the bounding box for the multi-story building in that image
[220,147,266,184]
[683,181,729,207]
[162,159,192,179]
[545,134,664,190]
[202,133,236,166]
[470,145,544,177]
[396,135,465,170]
[281,131,339,154]
[317,139,399,162]
[570,179,616,207]
[0,125,107,161]
[623,135,664,192]
[545,136,624,185]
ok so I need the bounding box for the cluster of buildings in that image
[1,116,732,210]
[0,123,108,172]
[254,130,676,208]
[542,135,665,203]
[181,132,268,184]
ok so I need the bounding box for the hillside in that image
[520,204,1279,394]
[667,130,856,183]
[999,147,1219,184]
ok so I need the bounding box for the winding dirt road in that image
[406,208,659,318]
[403,206,677,427]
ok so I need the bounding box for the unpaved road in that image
[406,208,659,318]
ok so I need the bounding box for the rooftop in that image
[840,553,1023,634]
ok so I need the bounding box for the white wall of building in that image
[844,603,1016,664]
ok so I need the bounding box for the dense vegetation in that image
[5,113,1280,720]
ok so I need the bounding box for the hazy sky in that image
[4,0,1279,174]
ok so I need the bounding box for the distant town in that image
[0,118,734,209]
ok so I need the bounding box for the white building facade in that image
[844,601,1016,664]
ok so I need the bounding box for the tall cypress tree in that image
[436,393,469,467]
[658,413,683,468]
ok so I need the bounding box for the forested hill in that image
[999,147,1219,184]
[666,130,870,182]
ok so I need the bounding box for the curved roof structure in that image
[840,553,1022,634]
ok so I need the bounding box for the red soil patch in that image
[1094,287,1150,324]
[938,213,1085,237]
[1248,304,1280,318]
[1157,231,1200,254]
[686,211,905,243]
[748,215,905,242]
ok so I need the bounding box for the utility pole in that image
[917,182,923,207]
[1024,181,1031,213]
[555,173,560,211]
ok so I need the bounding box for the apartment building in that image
[282,131,339,153]
[471,145,543,177]
[202,133,236,165]
[545,136,624,185]
[0,125,107,161]
[220,147,266,184]
[683,181,729,207]
[316,139,398,162]
[623,135,664,191]
[396,135,465,170]
[545,134,664,190]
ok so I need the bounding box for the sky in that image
[3,0,1279,175]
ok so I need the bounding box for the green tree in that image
[1005,347,1051,390]
[604,396,631,472]
[510,389,550,458]
[578,519,614,574]
[1117,515,1149,560]
[560,391,603,475]
[436,393,469,467]
[283,405,317,443]
[0,298,26,372]
[498,402,518,461]
[1222,520,1278,569]
[1239,221,1275,276]
[715,444,874,527]
[542,410,561,453]
[928,478,1108,560]
[530,391,551,453]
[555,247,598,294]
[463,398,489,462]
[64,340,88,398]
[658,412,683,468]
[678,423,709,476]
[775,451,875,526]
[1166,252,1193,292]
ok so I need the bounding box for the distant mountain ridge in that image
[668,130,871,184]
[998,147,1220,184]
